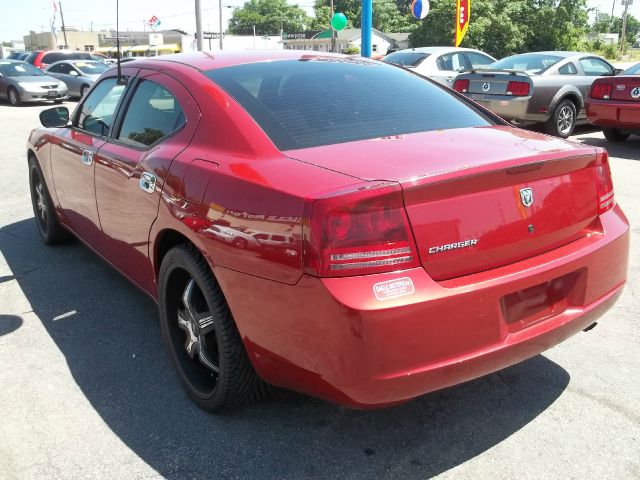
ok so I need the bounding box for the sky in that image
[1,0,639,42]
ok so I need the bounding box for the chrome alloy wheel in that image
[170,276,221,396]
[177,279,219,373]
[31,170,49,235]
[557,105,574,136]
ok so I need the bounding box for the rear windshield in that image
[622,63,640,75]
[489,54,563,74]
[383,51,430,67]
[42,51,92,64]
[205,58,493,150]
[0,61,44,77]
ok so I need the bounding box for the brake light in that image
[303,182,419,277]
[590,83,612,100]
[453,79,469,93]
[594,150,615,214]
[506,81,530,96]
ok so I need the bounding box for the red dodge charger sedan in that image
[28,51,629,411]
[587,62,640,141]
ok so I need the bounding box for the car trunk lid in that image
[457,70,533,96]
[609,77,640,101]
[286,126,600,280]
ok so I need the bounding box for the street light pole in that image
[620,0,631,53]
[219,0,224,50]
[195,0,203,51]
[330,0,336,53]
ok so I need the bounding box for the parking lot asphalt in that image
[0,101,638,480]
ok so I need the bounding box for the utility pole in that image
[219,0,223,50]
[59,1,68,49]
[620,0,631,53]
[195,0,203,51]
[330,0,336,53]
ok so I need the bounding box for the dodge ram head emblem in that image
[482,82,491,92]
[520,187,534,207]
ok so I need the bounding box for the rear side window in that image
[117,80,186,147]
[42,52,92,64]
[205,59,493,150]
[436,52,468,71]
[383,52,430,67]
[558,62,578,75]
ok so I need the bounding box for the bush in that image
[342,45,360,55]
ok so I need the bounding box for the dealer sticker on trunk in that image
[373,277,415,301]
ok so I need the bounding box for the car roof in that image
[392,47,486,55]
[48,59,102,66]
[117,50,359,72]
[0,59,25,64]
[506,51,589,59]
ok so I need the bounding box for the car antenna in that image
[116,0,125,84]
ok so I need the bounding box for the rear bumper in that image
[466,94,547,123]
[586,100,640,131]
[217,206,629,408]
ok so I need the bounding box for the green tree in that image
[228,0,311,35]
[310,0,417,32]
[409,0,590,58]
[593,13,640,48]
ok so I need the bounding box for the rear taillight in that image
[590,83,612,100]
[506,81,530,96]
[594,150,615,214]
[303,182,419,277]
[453,79,469,93]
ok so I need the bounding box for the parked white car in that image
[383,47,496,88]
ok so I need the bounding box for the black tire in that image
[602,127,630,142]
[544,99,577,138]
[8,87,21,106]
[80,84,89,99]
[28,156,71,245]
[158,244,268,411]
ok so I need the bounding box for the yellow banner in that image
[455,0,470,47]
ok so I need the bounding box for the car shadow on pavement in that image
[578,136,640,161]
[0,315,22,337]
[0,218,571,479]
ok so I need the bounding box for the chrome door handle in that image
[81,150,93,166]
[139,172,157,194]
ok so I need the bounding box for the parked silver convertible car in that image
[453,51,620,137]
[0,60,68,106]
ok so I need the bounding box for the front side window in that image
[205,58,493,150]
[465,52,495,69]
[117,80,185,147]
[580,58,614,76]
[77,77,126,136]
[51,63,75,75]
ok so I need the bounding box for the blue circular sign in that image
[411,0,430,20]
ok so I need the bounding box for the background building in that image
[282,29,398,55]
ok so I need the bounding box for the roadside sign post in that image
[361,0,372,57]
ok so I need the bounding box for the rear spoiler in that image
[459,68,529,76]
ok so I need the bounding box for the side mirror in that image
[40,107,70,128]
[69,70,79,76]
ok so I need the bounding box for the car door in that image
[94,69,200,294]
[51,74,132,252]
[430,52,470,87]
